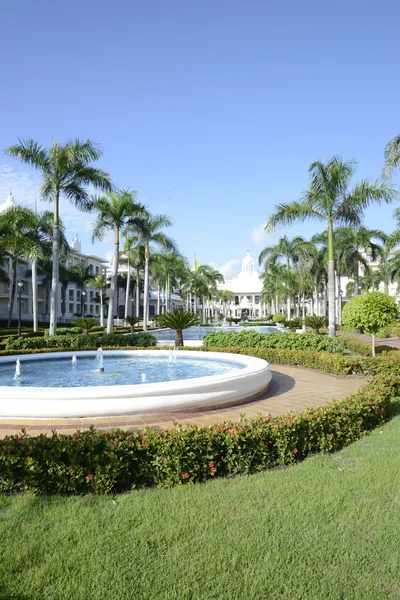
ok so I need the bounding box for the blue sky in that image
[1,0,399,278]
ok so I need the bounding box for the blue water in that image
[152,325,279,341]
[0,355,246,388]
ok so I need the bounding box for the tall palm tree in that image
[128,212,176,330]
[90,189,145,333]
[335,226,386,295]
[0,206,39,327]
[5,138,112,335]
[218,289,234,317]
[259,235,314,318]
[383,134,400,177]
[29,211,69,330]
[266,156,397,337]
[68,264,94,316]
[120,233,139,320]
[87,274,106,326]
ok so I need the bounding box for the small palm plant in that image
[74,317,100,335]
[156,311,198,346]
[125,316,141,333]
[305,315,328,334]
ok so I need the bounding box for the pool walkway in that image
[0,365,366,437]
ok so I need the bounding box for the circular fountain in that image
[0,350,271,418]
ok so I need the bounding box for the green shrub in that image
[284,318,303,330]
[89,326,106,333]
[203,330,346,354]
[44,327,82,337]
[0,374,396,494]
[305,315,327,334]
[342,292,398,356]
[272,313,285,323]
[5,332,156,351]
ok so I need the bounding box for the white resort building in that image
[219,252,266,318]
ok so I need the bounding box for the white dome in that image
[71,234,81,252]
[241,251,254,275]
[0,190,16,213]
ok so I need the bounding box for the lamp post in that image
[17,280,23,337]
[82,291,86,317]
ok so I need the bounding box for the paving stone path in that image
[0,365,367,438]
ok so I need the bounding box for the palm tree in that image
[266,156,397,337]
[6,138,112,336]
[259,235,314,318]
[0,206,39,327]
[87,274,106,326]
[68,265,94,316]
[30,211,69,330]
[90,189,145,333]
[218,289,234,317]
[128,212,176,331]
[383,134,400,177]
[120,233,139,320]
[156,311,198,346]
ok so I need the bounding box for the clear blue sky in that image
[1,0,399,278]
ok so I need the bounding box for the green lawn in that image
[1,416,400,600]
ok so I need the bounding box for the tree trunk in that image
[337,275,342,326]
[353,257,359,295]
[32,258,38,332]
[371,333,375,357]
[143,243,150,331]
[100,290,104,327]
[107,226,119,333]
[124,260,131,320]
[61,286,66,316]
[327,221,336,338]
[7,259,17,328]
[167,274,170,312]
[157,282,160,315]
[175,329,183,347]
[136,273,140,318]
[49,191,60,336]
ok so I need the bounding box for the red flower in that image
[211,467,217,473]
[293,448,298,454]
[229,428,238,436]
[182,472,189,479]
[208,461,214,468]
[114,438,119,442]
[327,415,331,420]
[67,464,73,469]
[85,473,94,480]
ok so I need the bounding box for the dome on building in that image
[71,234,81,252]
[241,251,255,275]
[0,190,16,213]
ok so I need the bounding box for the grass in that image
[1,415,400,599]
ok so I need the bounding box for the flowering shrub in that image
[203,330,346,354]
[5,332,156,351]
[0,375,397,495]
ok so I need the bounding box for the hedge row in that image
[5,332,157,351]
[0,374,397,494]
[203,330,347,354]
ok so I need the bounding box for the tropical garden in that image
[0,133,400,598]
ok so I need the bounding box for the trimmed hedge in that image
[0,375,397,494]
[5,332,157,351]
[203,330,347,354]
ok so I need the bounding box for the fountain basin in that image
[0,350,271,418]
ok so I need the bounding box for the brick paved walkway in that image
[0,365,366,437]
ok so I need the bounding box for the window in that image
[255,296,260,305]
[95,266,99,275]
[90,291,93,301]
[235,296,239,305]
[69,303,73,313]
[69,289,74,300]
[149,305,155,316]
[95,305,99,314]
[77,291,81,300]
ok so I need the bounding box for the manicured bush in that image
[342,292,398,356]
[272,313,285,323]
[284,318,303,330]
[305,315,327,334]
[203,330,347,354]
[0,374,397,495]
[44,327,82,337]
[5,332,156,351]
